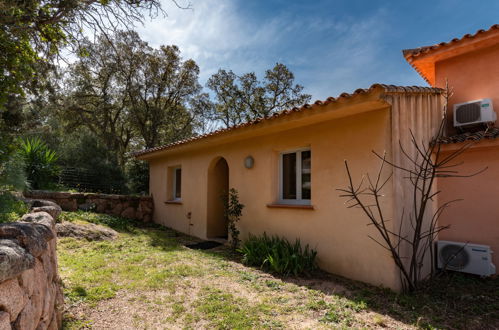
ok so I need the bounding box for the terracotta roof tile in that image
[133,84,442,157]
[437,127,499,144]
[402,24,499,60]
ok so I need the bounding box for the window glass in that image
[174,168,182,199]
[301,150,311,200]
[282,152,296,199]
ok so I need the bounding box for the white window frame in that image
[172,167,182,201]
[278,148,311,205]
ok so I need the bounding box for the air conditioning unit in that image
[437,240,496,276]
[453,98,496,128]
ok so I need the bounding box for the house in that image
[135,24,499,290]
[135,84,443,291]
[403,24,499,270]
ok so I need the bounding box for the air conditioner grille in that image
[456,102,481,123]
[440,244,470,270]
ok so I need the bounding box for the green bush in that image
[239,233,317,276]
[0,191,28,223]
[18,137,59,190]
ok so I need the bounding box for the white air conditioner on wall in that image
[437,240,496,276]
[453,98,497,128]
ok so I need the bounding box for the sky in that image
[136,0,499,101]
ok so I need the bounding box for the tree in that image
[0,0,176,191]
[119,33,207,148]
[338,87,484,292]
[207,63,311,128]
[59,33,133,166]
[57,31,208,165]
[0,0,166,110]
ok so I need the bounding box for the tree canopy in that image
[207,64,311,127]
[57,31,207,165]
[0,0,163,110]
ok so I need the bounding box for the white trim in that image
[172,167,182,201]
[278,148,311,205]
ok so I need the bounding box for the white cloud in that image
[137,0,275,80]
[136,2,406,100]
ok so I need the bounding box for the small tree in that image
[223,188,245,250]
[338,87,485,292]
[18,137,59,190]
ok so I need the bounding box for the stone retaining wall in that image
[24,191,153,222]
[0,200,64,330]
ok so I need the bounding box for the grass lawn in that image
[59,211,499,329]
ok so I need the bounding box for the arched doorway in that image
[207,157,229,239]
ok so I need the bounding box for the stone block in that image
[31,206,61,222]
[0,221,52,258]
[21,212,55,233]
[0,278,28,322]
[19,268,35,297]
[120,207,136,219]
[56,199,77,211]
[111,204,123,215]
[0,239,34,282]
[0,311,10,330]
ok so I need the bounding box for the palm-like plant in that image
[18,137,59,190]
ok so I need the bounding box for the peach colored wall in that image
[438,143,499,270]
[435,43,499,134]
[434,42,499,273]
[148,107,403,289]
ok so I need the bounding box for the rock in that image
[46,316,56,330]
[16,260,47,328]
[24,190,154,222]
[55,222,118,241]
[121,207,136,219]
[0,311,10,330]
[39,282,56,326]
[53,285,63,329]
[111,203,123,215]
[78,203,96,212]
[0,220,53,258]
[0,239,34,282]
[21,212,55,232]
[19,268,35,297]
[0,278,28,322]
[56,199,77,212]
[29,200,59,209]
[31,206,61,222]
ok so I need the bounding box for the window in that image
[279,149,311,204]
[173,167,182,200]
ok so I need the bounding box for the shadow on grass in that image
[60,213,499,329]
[58,210,190,252]
[198,243,499,329]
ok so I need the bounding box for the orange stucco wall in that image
[434,43,499,272]
[435,43,499,135]
[438,143,499,269]
[148,107,403,289]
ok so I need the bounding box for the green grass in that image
[59,211,499,329]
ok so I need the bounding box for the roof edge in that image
[134,83,443,158]
[403,24,499,60]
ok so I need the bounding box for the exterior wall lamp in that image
[244,156,254,169]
